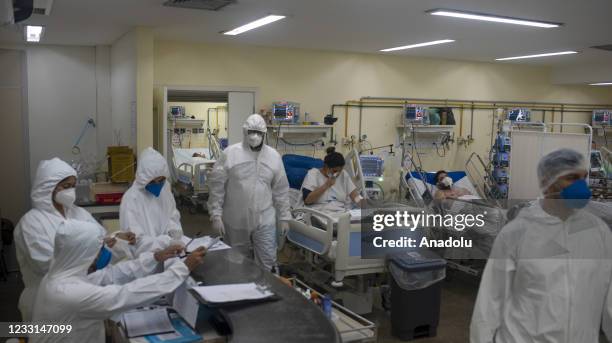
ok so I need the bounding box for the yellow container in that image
[107,146,135,183]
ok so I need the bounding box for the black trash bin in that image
[387,249,446,341]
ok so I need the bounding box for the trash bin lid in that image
[388,249,446,272]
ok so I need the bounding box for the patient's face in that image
[437,173,448,183]
[330,167,343,175]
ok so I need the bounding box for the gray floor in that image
[0,207,479,342]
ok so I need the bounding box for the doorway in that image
[159,87,257,161]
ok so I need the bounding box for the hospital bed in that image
[282,154,425,314]
[401,169,483,206]
[283,154,385,283]
[169,147,216,213]
[400,168,506,275]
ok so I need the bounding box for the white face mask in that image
[327,171,340,178]
[55,188,76,208]
[247,133,263,148]
[440,176,453,188]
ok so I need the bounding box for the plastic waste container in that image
[387,249,446,341]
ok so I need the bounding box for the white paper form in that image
[122,307,174,338]
[172,282,199,328]
[192,283,274,303]
[184,235,231,253]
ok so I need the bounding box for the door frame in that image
[159,85,259,159]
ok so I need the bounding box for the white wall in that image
[552,63,612,85]
[154,40,612,197]
[95,46,112,161]
[110,31,137,148]
[26,45,102,179]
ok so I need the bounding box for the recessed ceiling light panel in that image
[495,51,577,61]
[380,39,455,52]
[25,25,45,42]
[223,15,285,35]
[427,9,561,28]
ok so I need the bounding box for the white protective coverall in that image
[207,114,291,269]
[31,220,190,343]
[120,147,182,254]
[14,158,105,321]
[470,200,612,343]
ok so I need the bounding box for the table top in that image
[190,248,340,343]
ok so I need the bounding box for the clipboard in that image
[122,307,175,338]
[188,283,280,308]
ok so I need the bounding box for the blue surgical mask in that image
[560,179,591,209]
[145,180,165,197]
[95,246,113,270]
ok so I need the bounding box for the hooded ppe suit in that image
[31,220,190,343]
[120,147,182,254]
[207,114,291,270]
[14,158,103,321]
[471,149,612,343]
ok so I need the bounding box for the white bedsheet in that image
[173,147,215,168]
[406,172,481,200]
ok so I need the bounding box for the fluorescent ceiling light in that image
[590,82,612,86]
[495,51,577,61]
[428,9,561,28]
[223,15,285,35]
[25,25,44,42]
[380,39,455,52]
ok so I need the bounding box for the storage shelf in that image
[268,124,333,138]
[396,125,455,133]
[168,118,205,128]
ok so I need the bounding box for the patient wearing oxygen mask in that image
[433,170,473,201]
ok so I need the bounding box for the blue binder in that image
[144,313,202,343]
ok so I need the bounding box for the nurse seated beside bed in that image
[301,147,363,214]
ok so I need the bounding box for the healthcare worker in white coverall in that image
[120,147,184,254]
[14,158,135,322]
[470,148,612,343]
[207,114,291,271]
[31,219,206,343]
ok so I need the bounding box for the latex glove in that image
[168,228,184,247]
[280,221,289,237]
[153,244,184,262]
[115,231,137,245]
[184,247,207,271]
[103,237,117,248]
[211,216,225,237]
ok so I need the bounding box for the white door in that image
[0,49,29,223]
[228,92,255,145]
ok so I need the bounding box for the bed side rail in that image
[288,207,336,256]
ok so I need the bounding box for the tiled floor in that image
[0,208,480,342]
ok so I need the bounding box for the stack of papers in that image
[122,308,174,338]
[192,282,274,304]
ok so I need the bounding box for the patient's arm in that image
[304,182,331,205]
[350,189,364,206]
[455,187,472,196]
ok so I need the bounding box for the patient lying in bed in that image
[433,170,474,201]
